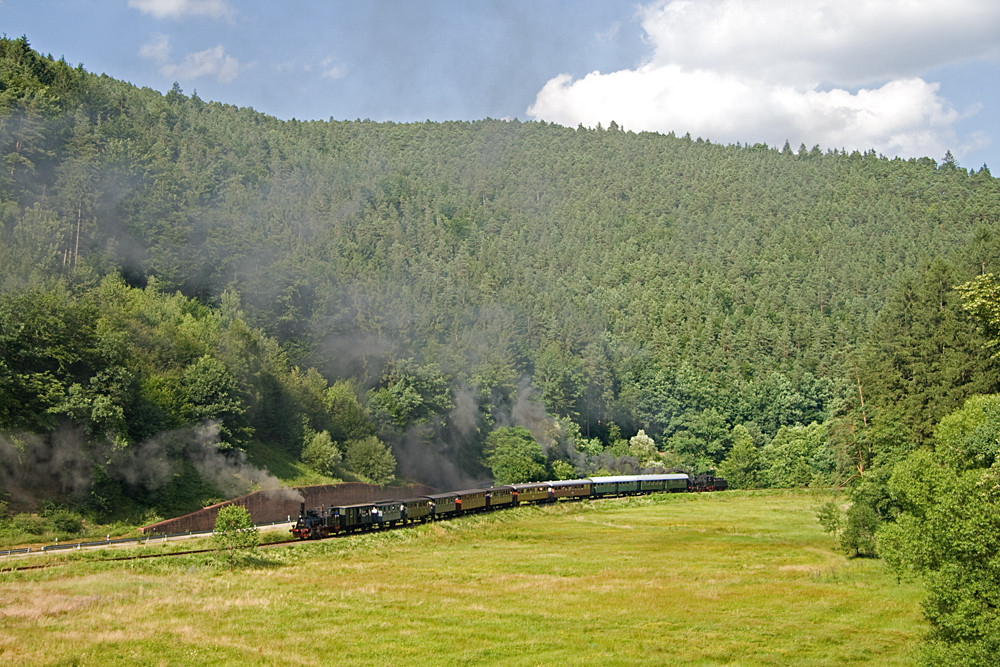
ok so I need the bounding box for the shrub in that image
[12,514,46,535]
[47,509,84,534]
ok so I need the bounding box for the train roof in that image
[548,478,591,487]
[590,472,688,482]
[588,473,689,483]
[424,491,459,500]
[452,488,488,495]
[336,501,395,510]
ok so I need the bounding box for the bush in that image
[12,514,46,535]
[816,501,843,547]
[47,509,84,534]
[841,502,878,557]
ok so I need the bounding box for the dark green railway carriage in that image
[588,475,641,496]
[617,475,641,494]
[401,497,432,523]
[659,473,691,492]
[589,477,621,497]
[329,503,376,532]
[374,500,404,526]
[639,475,666,492]
[588,474,691,497]
[426,492,459,518]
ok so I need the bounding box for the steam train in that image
[291,473,727,540]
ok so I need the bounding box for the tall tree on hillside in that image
[879,395,1000,665]
[717,424,761,489]
[54,109,99,270]
[482,426,546,485]
[0,37,61,191]
[957,273,1000,356]
[842,258,999,473]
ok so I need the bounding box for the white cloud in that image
[528,0,1000,160]
[141,37,243,84]
[160,45,242,83]
[129,0,234,20]
[138,34,171,62]
[320,57,347,81]
[640,0,1000,86]
[322,65,346,80]
[596,21,621,45]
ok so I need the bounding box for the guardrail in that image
[41,536,148,552]
[1,519,294,557]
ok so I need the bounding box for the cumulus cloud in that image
[161,45,242,82]
[139,35,244,83]
[320,57,347,80]
[129,0,234,20]
[138,33,171,62]
[528,0,1000,160]
[640,0,999,86]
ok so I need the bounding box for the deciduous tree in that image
[717,424,761,489]
[879,395,1000,664]
[213,504,258,570]
[344,435,396,485]
[482,426,546,485]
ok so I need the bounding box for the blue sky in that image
[3,0,999,170]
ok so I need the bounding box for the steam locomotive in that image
[291,472,727,540]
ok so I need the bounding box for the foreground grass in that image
[0,490,925,665]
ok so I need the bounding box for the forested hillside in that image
[2,37,999,519]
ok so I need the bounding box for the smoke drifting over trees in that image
[2,38,1000,534]
[0,421,300,513]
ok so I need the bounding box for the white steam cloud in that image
[0,421,301,512]
[111,421,302,502]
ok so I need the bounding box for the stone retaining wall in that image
[139,482,438,534]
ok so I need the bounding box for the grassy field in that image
[0,490,926,666]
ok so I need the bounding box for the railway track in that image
[0,537,305,573]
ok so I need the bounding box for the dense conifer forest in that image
[3,35,1000,660]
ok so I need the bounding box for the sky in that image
[2,0,999,170]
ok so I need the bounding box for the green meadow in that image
[0,490,926,666]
